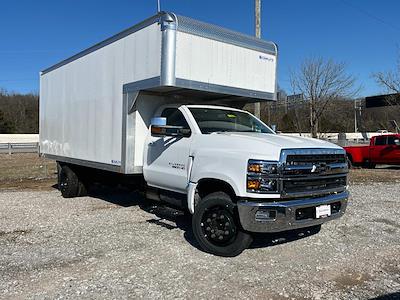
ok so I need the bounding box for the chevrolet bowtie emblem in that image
[311,164,318,173]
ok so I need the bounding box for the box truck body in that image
[40,13,277,173]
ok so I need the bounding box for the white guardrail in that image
[0,134,39,154]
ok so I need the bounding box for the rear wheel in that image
[58,165,87,198]
[192,192,253,257]
[363,161,376,169]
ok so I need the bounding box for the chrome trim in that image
[175,78,276,101]
[175,15,277,55]
[237,191,348,233]
[280,148,346,164]
[283,162,347,172]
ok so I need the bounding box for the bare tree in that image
[290,57,359,137]
[373,52,400,116]
[374,52,400,94]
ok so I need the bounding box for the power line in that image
[339,0,400,33]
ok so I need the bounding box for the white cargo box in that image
[40,12,278,174]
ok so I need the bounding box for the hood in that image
[192,132,342,162]
[215,132,341,149]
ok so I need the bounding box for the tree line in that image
[0,89,39,134]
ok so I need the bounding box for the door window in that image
[387,136,397,145]
[161,108,190,130]
[375,136,386,146]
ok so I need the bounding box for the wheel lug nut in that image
[224,230,229,235]
[206,227,211,231]
[212,213,217,218]
[218,236,223,240]
[225,222,229,226]
[207,218,211,223]
[211,234,216,238]
[220,215,224,220]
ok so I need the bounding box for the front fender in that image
[189,150,246,197]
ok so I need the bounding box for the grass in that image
[0,153,57,190]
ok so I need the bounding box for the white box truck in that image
[40,12,348,256]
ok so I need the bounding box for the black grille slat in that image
[283,176,347,193]
[286,154,346,165]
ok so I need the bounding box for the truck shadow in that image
[369,292,400,300]
[85,185,321,253]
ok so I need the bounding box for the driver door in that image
[383,136,400,164]
[143,108,193,193]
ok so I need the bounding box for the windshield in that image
[189,108,275,134]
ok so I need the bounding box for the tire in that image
[192,192,253,257]
[58,165,87,198]
[363,161,376,169]
[346,156,353,169]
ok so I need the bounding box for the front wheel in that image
[346,156,353,169]
[192,192,253,257]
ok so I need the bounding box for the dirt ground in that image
[0,153,56,190]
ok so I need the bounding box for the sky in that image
[0,0,399,96]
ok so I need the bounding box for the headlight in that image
[247,160,278,193]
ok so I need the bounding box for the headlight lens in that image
[247,160,278,193]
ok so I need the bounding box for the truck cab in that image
[369,134,400,165]
[143,104,349,256]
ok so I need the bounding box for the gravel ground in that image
[0,183,399,300]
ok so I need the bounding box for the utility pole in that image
[254,0,261,119]
[354,99,357,132]
[157,0,161,13]
[354,98,362,132]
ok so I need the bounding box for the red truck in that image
[344,134,400,168]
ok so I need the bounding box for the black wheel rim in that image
[59,172,68,193]
[200,206,237,246]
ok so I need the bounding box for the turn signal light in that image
[247,180,261,190]
[248,164,262,173]
[151,126,163,135]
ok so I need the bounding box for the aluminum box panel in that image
[175,31,277,96]
[40,23,162,168]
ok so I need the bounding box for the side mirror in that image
[151,117,167,126]
[151,125,191,138]
[394,139,400,146]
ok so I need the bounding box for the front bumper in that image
[237,191,348,233]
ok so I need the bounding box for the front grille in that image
[279,150,348,198]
